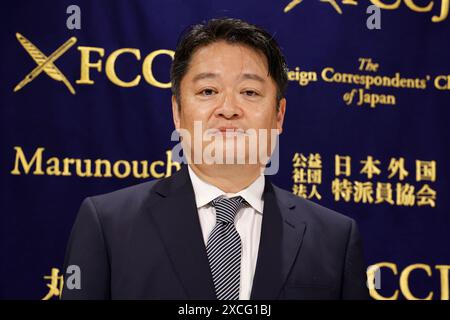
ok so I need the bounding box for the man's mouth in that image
[212,127,247,136]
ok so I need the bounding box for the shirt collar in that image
[187,165,265,214]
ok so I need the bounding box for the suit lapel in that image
[146,165,216,299]
[145,165,306,300]
[250,179,307,300]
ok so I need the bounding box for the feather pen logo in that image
[14,33,77,94]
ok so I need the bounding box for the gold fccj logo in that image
[13,33,174,95]
[14,33,77,94]
[283,0,449,23]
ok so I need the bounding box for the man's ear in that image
[276,98,286,135]
[172,95,181,130]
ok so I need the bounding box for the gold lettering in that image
[371,0,401,10]
[434,75,450,90]
[105,48,141,87]
[11,146,45,175]
[142,49,174,88]
[10,147,180,179]
[367,262,399,300]
[94,159,112,178]
[76,46,105,85]
[112,160,131,179]
[404,0,433,12]
[321,67,335,82]
[435,265,450,300]
[132,160,150,179]
[165,150,181,177]
[75,159,93,177]
[400,264,433,300]
[46,157,61,176]
[432,0,449,22]
[62,158,75,176]
[150,160,165,178]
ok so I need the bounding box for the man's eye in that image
[243,90,258,97]
[200,89,216,96]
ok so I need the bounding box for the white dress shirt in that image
[187,165,265,300]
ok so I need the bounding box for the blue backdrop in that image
[1,0,449,299]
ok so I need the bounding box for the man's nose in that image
[215,92,243,119]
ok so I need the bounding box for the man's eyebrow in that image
[191,72,267,83]
[240,73,266,83]
[192,72,218,82]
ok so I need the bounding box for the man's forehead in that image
[191,72,268,83]
[187,41,269,74]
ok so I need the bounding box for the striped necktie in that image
[207,196,248,300]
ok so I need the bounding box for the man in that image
[62,18,369,300]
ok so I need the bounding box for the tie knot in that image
[210,196,248,224]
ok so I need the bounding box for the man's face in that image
[172,40,286,166]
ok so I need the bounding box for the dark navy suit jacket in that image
[62,164,369,299]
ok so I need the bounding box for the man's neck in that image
[188,163,264,194]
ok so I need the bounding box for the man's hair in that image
[170,17,288,111]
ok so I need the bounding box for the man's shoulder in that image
[91,178,159,202]
[80,166,188,223]
[84,177,163,219]
[90,164,190,202]
[82,171,355,233]
[271,183,355,230]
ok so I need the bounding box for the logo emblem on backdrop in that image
[14,33,77,94]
